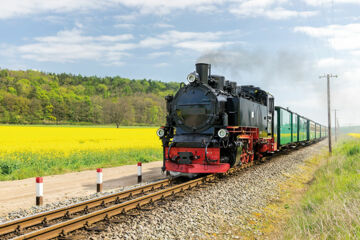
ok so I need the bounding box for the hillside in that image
[0,69,179,126]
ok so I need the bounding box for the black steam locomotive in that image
[156,63,275,177]
[156,63,325,177]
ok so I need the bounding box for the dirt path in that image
[0,161,163,216]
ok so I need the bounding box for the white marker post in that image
[96,168,103,193]
[137,162,142,183]
[36,177,43,206]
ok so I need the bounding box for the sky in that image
[0,0,360,126]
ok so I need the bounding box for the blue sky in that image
[1,0,360,126]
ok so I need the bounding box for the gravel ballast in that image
[90,141,325,239]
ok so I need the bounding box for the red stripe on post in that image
[137,162,142,166]
[36,177,43,183]
[97,168,102,172]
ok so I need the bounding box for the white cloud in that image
[110,0,224,15]
[303,0,360,6]
[317,58,345,68]
[194,4,220,13]
[265,8,317,20]
[229,0,318,19]
[0,0,100,19]
[29,29,133,43]
[139,30,236,52]
[14,28,136,63]
[294,24,360,52]
[175,41,234,52]
[148,51,171,58]
[103,61,125,66]
[4,28,238,63]
[293,22,360,124]
[350,50,360,56]
[0,0,224,19]
[0,0,319,20]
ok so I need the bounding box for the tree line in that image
[0,68,179,126]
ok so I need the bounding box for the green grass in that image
[0,149,162,181]
[284,139,360,239]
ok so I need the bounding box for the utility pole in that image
[334,109,338,142]
[319,74,337,154]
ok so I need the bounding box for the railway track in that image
[0,178,172,239]
[0,140,319,240]
[1,167,244,240]
[1,144,315,240]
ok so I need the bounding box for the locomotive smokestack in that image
[218,76,225,90]
[230,82,237,95]
[196,63,210,84]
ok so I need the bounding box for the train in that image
[156,63,327,177]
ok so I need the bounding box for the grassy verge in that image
[0,149,162,181]
[284,139,360,239]
[220,148,328,239]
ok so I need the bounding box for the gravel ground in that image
[0,180,165,224]
[88,141,326,240]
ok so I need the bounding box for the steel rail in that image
[13,174,216,240]
[0,178,170,237]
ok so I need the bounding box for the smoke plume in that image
[197,48,316,86]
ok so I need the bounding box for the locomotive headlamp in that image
[187,72,198,83]
[156,128,165,138]
[218,129,229,138]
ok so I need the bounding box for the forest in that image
[0,68,179,126]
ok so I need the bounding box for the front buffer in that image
[164,147,230,174]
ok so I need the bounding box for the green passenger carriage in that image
[275,106,326,149]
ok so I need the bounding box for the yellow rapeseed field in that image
[348,133,360,138]
[0,126,161,154]
[0,126,162,180]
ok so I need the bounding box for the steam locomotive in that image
[157,63,326,177]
